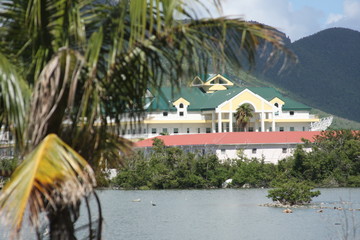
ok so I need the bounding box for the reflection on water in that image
[2,188,360,240]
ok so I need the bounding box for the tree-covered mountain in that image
[256,27,360,123]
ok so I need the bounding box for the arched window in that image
[274,103,279,108]
[179,103,184,108]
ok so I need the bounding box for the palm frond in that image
[61,124,134,169]
[0,0,88,84]
[27,48,84,148]
[0,52,28,150]
[0,134,96,236]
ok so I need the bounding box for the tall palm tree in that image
[235,103,254,131]
[0,0,294,239]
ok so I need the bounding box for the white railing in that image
[310,116,333,131]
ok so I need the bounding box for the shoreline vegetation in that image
[110,130,360,193]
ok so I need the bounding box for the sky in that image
[200,0,360,42]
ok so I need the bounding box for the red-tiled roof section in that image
[135,131,322,147]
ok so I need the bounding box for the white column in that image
[212,112,215,133]
[260,100,265,132]
[272,112,276,131]
[229,101,233,132]
[218,111,222,133]
[254,116,258,132]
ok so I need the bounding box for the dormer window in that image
[173,98,189,117]
[209,78,226,84]
[274,103,279,108]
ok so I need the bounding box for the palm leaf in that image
[27,48,84,148]
[0,134,96,236]
[0,52,28,150]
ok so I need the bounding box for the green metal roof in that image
[281,96,311,110]
[147,86,311,111]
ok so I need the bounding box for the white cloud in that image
[325,0,360,32]
[191,0,360,41]
[326,13,344,24]
[344,0,360,17]
[215,0,325,41]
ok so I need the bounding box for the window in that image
[187,128,190,133]
[162,128,168,133]
[290,111,294,116]
[248,127,254,132]
[174,128,179,134]
[290,127,295,131]
[225,123,229,133]
[132,129,136,135]
[179,111,184,116]
[269,127,272,132]
[138,128,142,134]
[302,126,306,131]
[275,111,279,116]
[163,112,168,116]
[282,148,287,153]
[143,129,147,134]
[219,78,226,84]
[274,103,279,108]
[179,103,184,108]
[258,127,261,132]
[279,127,284,132]
[151,128,157,134]
[221,149,226,155]
[206,128,211,133]
[127,129,131,134]
[198,128,201,133]
[252,148,257,154]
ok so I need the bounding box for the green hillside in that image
[257,27,360,123]
[230,70,360,130]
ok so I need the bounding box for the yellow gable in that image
[220,90,274,112]
[204,74,234,86]
[190,76,204,86]
[209,85,227,91]
[202,84,228,93]
[173,97,190,106]
[270,97,285,105]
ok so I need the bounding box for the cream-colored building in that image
[121,74,323,139]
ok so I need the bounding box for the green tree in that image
[272,130,360,187]
[267,180,321,206]
[232,158,276,188]
[0,0,292,238]
[235,103,254,131]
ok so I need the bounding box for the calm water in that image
[94,188,360,240]
[3,188,360,240]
